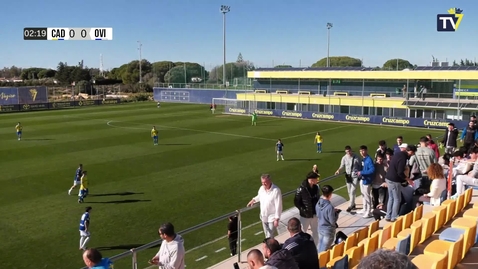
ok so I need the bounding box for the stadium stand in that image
[209,187,478,269]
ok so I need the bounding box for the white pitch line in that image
[215,247,226,253]
[240,238,246,242]
[254,231,263,235]
[195,256,208,261]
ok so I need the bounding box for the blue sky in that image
[1,0,477,70]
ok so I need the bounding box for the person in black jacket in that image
[385,145,416,222]
[460,121,478,154]
[282,218,319,269]
[227,214,238,256]
[263,238,299,269]
[294,172,320,245]
[441,123,459,155]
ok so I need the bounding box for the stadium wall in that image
[0,86,48,105]
[226,108,469,130]
[153,88,251,104]
[0,99,121,113]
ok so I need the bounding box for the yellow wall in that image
[236,93,407,109]
[247,70,478,80]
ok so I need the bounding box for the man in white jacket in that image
[247,174,283,238]
[149,222,185,269]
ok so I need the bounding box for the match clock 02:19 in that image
[23,27,48,40]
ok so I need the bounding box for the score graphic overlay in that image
[44,28,113,40]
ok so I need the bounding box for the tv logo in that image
[437,8,464,32]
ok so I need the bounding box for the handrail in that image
[79,172,344,269]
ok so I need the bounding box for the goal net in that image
[211,98,257,115]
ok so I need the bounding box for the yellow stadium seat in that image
[330,241,344,259]
[345,244,364,268]
[397,221,422,254]
[465,187,473,205]
[451,217,477,258]
[364,231,379,256]
[402,212,413,230]
[432,206,447,233]
[318,250,330,268]
[368,220,379,237]
[326,254,348,269]
[456,193,465,213]
[412,252,448,269]
[463,208,478,220]
[391,217,404,237]
[441,199,456,220]
[424,235,464,269]
[420,212,436,243]
[413,204,423,222]
[472,202,478,209]
[356,227,369,244]
[379,223,392,247]
[343,233,356,253]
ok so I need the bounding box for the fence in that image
[154,83,253,90]
[79,173,345,269]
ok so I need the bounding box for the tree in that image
[164,63,207,84]
[382,59,414,70]
[208,61,254,83]
[275,65,293,68]
[311,56,362,67]
[236,53,244,63]
[151,61,175,83]
[37,69,56,79]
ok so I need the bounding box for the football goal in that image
[211,98,257,114]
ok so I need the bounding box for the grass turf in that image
[0,102,441,269]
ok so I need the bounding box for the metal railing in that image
[154,83,253,90]
[79,173,344,269]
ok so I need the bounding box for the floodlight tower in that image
[326,23,333,67]
[220,5,230,87]
[137,41,142,83]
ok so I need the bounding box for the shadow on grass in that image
[86,199,151,204]
[326,150,346,153]
[90,192,144,197]
[285,159,320,161]
[159,143,191,146]
[23,138,54,141]
[96,244,146,251]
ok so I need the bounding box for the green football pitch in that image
[0,102,441,268]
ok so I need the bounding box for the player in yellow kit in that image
[314,132,323,153]
[78,171,89,203]
[151,126,159,145]
[15,122,23,140]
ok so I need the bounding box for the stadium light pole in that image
[137,41,142,83]
[221,5,230,88]
[326,23,333,67]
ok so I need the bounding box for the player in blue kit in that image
[15,122,23,140]
[68,164,83,195]
[276,139,285,161]
[79,206,92,250]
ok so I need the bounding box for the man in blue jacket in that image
[357,145,375,219]
[83,248,114,269]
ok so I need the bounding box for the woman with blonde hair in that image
[418,163,447,206]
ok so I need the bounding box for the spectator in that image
[294,172,320,244]
[385,148,394,166]
[312,164,320,177]
[316,185,340,252]
[460,121,478,153]
[247,174,283,238]
[441,123,459,155]
[418,163,446,206]
[385,145,415,222]
[393,136,404,154]
[426,134,440,159]
[453,147,478,197]
[227,214,238,256]
[335,146,361,212]
[282,218,319,269]
[263,238,299,269]
[375,140,391,159]
[148,223,185,269]
[357,249,417,269]
[357,145,375,218]
[372,153,387,209]
[82,248,113,269]
[409,137,436,190]
[246,249,277,269]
